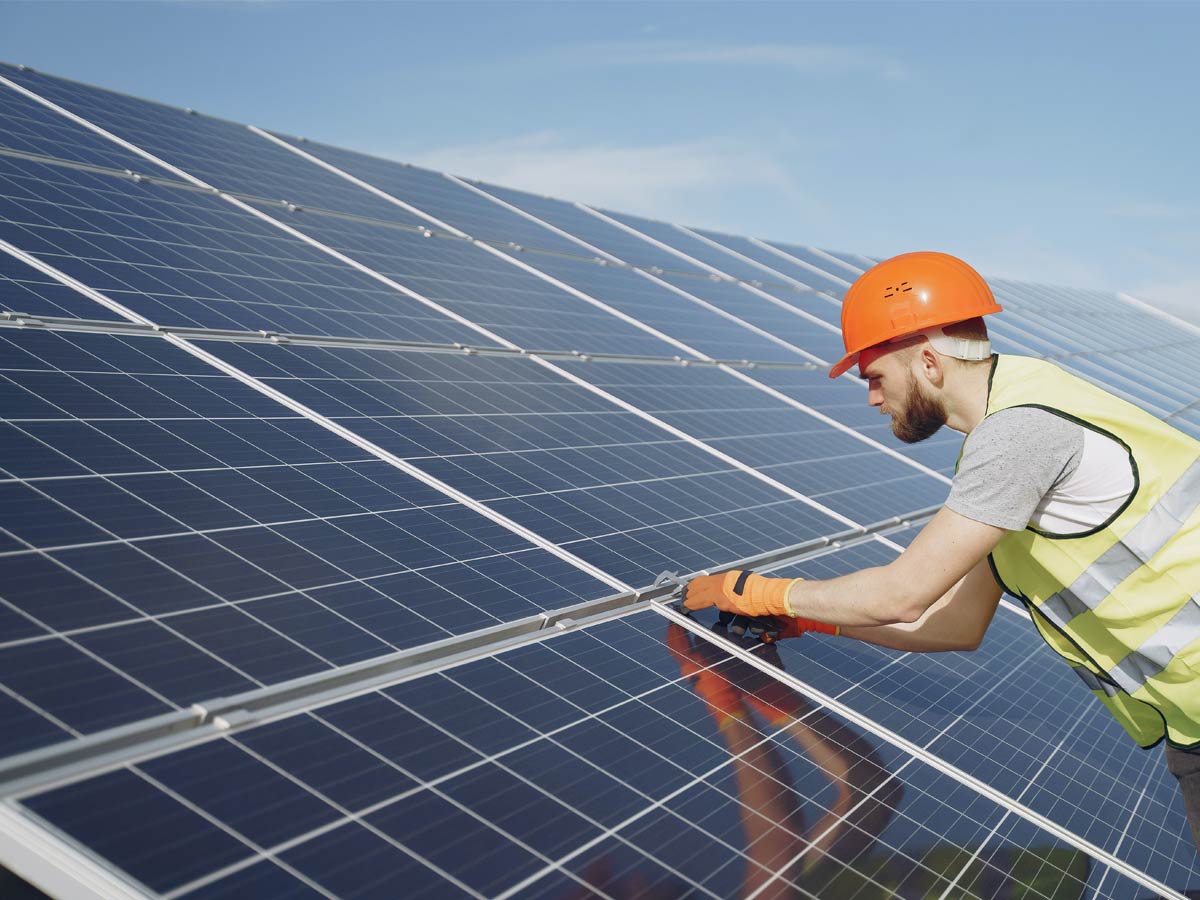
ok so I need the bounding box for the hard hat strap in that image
[915,326,992,361]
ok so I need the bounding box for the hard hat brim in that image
[828,351,858,379]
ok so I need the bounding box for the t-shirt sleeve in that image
[946,407,1084,531]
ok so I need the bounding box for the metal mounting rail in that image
[0,506,935,801]
[0,311,824,370]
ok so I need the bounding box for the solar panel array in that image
[0,63,1196,900]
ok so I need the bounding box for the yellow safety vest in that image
[971,354,1200,749]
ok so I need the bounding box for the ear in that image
[918,344,945,388]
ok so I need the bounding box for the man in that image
[682,251,1200,853]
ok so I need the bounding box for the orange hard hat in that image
[828,251,1003,378]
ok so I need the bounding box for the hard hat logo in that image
[829,251,1003,378]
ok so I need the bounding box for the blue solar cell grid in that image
[14,609,1156,900]
[195,340,849,586]
[690,226,854,298]
[0,63,428,229]
[549,358,949,522]
[269,134,591,258]
[239,203,689,357]
[0,67,151,172]
[478,179,713,275]
[653,272,848,362]
[0,150,494,344]
[0,328,612,757]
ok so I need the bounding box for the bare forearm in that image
[838,563,1003,652]
[841,620,975,652]
[785,565,923,627]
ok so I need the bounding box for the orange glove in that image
[683,570,839,638]
[683,569,797,617]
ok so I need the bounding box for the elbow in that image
[961,628,987,652]
[891,594,935,625]
[876,565,938,625]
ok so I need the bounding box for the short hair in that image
[942,317,989,342]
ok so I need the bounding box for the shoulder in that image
[968,406,1084,448]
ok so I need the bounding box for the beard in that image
[890,372,947,443]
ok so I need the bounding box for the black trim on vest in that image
[986,554,1013,595]
[733,570,752,596]
[986,402,1141,541]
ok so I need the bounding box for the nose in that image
[868,383,883,408]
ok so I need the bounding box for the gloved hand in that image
[683,570,839,640]
[682,569,796,617]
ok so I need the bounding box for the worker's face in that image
[859,344,947,444]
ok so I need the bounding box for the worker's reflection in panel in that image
[558,622,1091,899]
[665,622,900,899]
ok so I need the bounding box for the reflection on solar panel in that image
[0,62,1197,900]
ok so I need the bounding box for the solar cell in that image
[265,135,591,259]
[809,246,876,272]
[361,171,850,366]
[0,328,613,757]
[472,179,714,276]
[649,273,847,362]
[276,158,845,364]
[548,358,949,521]
[475,250,811,363]
[758,239,868,282]
[587,208,851,335]
[735,365,964,476]
[0,70,149,173]
[8,608,1164,900]
[600,206,819,289]
[193,340,849,585]
[688,226,855,298]
[0,249,127,322]
[0,153,492,345]
[228,204,685,358]
[0,64,427,229]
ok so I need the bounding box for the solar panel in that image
[1,63,1197,900]
[0,327,615,758]
[686,226,857,299]
[4,607,1171,900]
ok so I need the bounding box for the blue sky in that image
[4,1,1199,325]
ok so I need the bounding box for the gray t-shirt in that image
[946,407,1084,531]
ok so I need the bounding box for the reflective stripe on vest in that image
[1039,455,1200,693]
[1111,598,1200,693]
[1072,665,1121,698]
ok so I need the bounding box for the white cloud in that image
[399,131,804,218]
[556,39,910,80]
